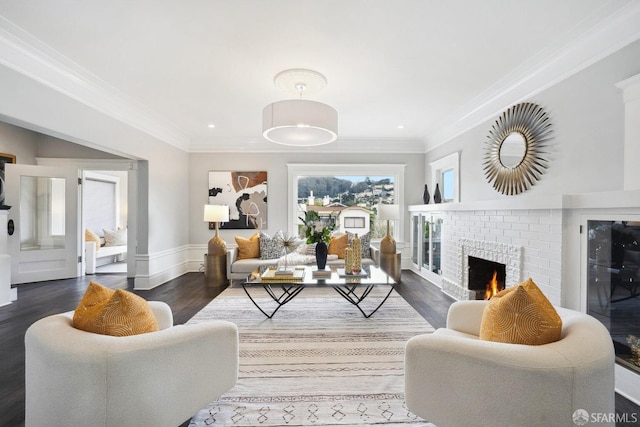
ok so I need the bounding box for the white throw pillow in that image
[103,228,127,246]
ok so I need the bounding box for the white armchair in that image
[405,300,615,427]
[25,301,238,427]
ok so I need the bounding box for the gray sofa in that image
[226,245,379,281]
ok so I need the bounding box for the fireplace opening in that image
[468,256,506,300]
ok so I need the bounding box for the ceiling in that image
[0,0,638,154]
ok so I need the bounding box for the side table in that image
[204,253,228,287]
[380,252,401,283]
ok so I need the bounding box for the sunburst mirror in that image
[483,102,552,195]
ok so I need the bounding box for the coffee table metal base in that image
[332,284,394,318]
[241,283,395,318]
[242,283,305,318]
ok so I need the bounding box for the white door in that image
[5,164,80,284]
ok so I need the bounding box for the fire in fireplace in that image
[468,256,506,300]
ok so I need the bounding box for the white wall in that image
[0,121,38,164]
[0,63,190,288]
[188,151,425,255]
[425,39,640,202]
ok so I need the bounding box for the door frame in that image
[36,158,138,278]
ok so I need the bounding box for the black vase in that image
[434,183,442,204]
[316,241,328,270]
[422,184,430,204]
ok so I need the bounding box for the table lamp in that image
[204,204,229,256]
[377,204,399,254]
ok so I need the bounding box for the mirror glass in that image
[20,176,66,251]
[499,132,526,168]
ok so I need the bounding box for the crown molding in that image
[188,136,427,154]
[0,17,192,151]
[423,1,640,151]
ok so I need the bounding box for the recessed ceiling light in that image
[397,125,405,129]
[208,124,216,129]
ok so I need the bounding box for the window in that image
[441,168,455,202]
[288,164,405,240]
[430,152,459,203]
[83,172,120,239]
[344,217,365,228]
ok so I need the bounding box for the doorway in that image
[83,170,128,274]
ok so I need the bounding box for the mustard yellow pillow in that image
[328,234,349,259]
[235,232,260,259]
[73,281,159,336]
[84,228,101,251]
[479,278,562,345]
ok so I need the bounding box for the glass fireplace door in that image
[587,220,640,372]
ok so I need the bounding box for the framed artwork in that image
[0,153,16,207]
[208,171,267,229]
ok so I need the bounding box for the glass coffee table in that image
[242,265,396,318]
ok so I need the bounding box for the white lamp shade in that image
[204,205,229,222]
[377,204,400,221]
[263,99,338,146]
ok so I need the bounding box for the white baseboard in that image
[133,245,191,290]
[137,243,412,290]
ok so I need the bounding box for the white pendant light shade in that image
[263,99,338,146]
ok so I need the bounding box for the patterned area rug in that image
[187,286,435,426]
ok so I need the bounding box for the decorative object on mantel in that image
[483,102,552,195]
[433,183,442,203]
[422,184,430,204]
[263,68,338,146]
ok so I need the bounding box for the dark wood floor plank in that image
[1,270,637,427]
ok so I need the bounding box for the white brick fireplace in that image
[409,191,640,404]
[442,238,523,301]
[438,206,562,305]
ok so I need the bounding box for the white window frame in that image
[344,217,366,228]
[430,152,460,203]
[287,163,406,241]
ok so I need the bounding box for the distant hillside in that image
[298,176,393,200]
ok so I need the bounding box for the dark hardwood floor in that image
[0,270,638,427]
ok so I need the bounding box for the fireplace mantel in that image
[409,189,640,213]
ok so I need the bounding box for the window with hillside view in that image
[297,175,395,239]
[288,164,405,241]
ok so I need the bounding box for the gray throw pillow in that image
[259,231,285,260]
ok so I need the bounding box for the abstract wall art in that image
[208,171,267,229]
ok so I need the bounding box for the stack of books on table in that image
[337,268,369,278]
[261,267,305,282]
[311,268,332,279]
